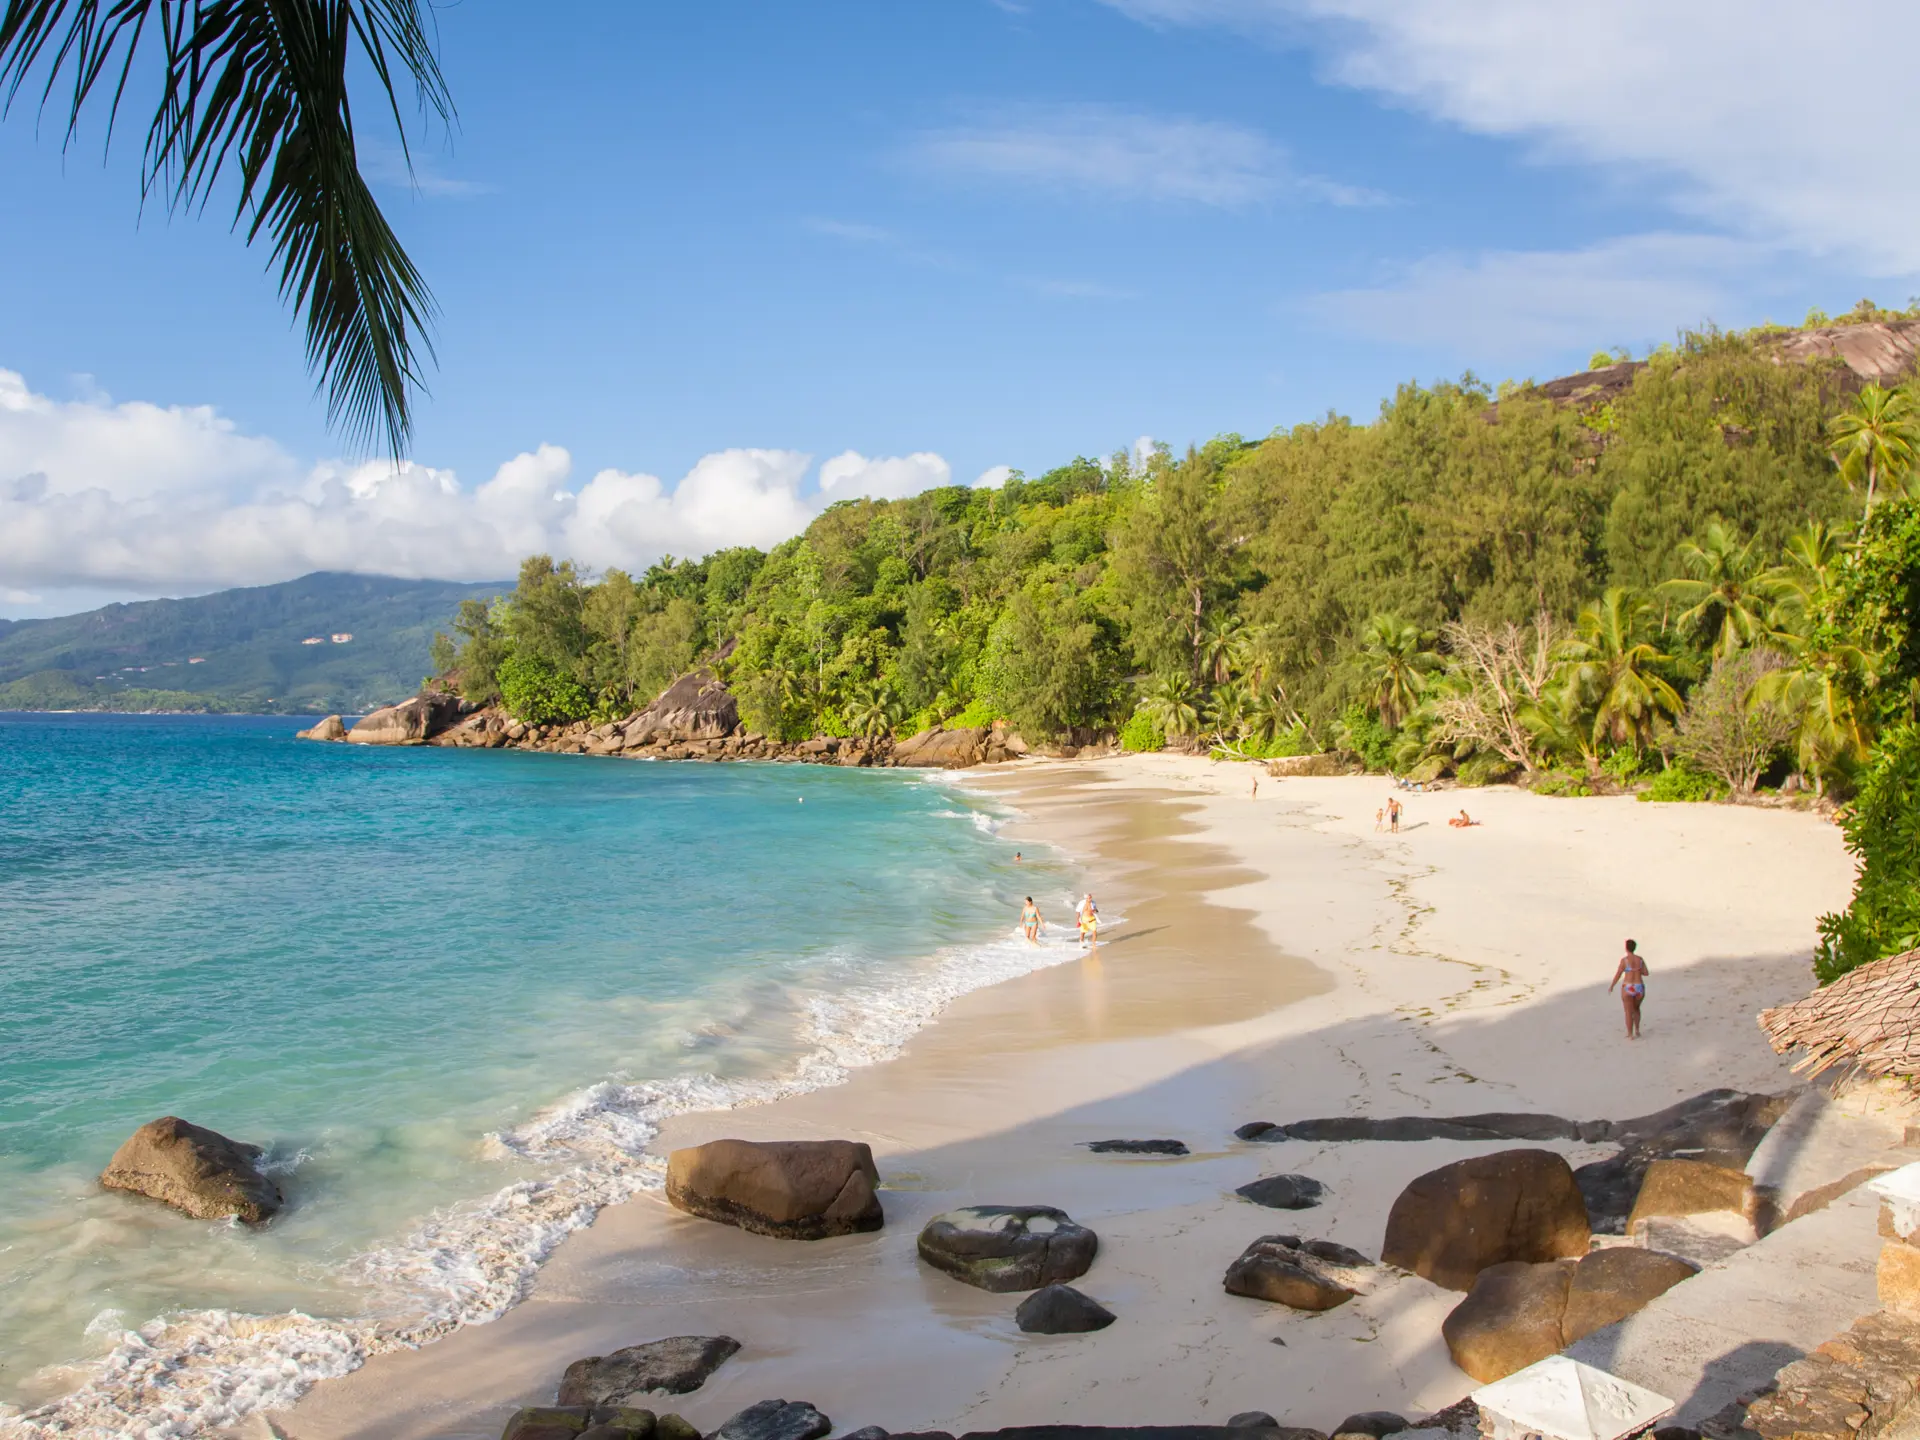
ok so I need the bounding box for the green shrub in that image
[1457,753,1520,786]
[496,654,592,725]
[1600,747,1650,783]
[1816,724,1920,983]
[948,696,1003,730]
[1337,705,1396,772]
[1120,711,1166,753]
[1532,769,1593,798]
[1640,761,1724,803]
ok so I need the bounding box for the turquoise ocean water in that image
[0,714,1074,1435]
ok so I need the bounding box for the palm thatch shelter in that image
[1759,947,1920,1082]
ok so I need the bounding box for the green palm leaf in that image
[0,0,451,456]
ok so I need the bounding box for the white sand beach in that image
[277,756,1858,1440]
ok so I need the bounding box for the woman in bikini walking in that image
[1609,939,1649,1039]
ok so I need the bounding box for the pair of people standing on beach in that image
[1019,893,1099,947]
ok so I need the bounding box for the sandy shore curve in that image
[275,757,1854,1440]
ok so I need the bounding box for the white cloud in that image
[974,464,1015,489]
[817,450,953,502]
[1101,0,1920,273]
[912,102,1377,208]
[0,370,965,596]
[1307,233,1756,357]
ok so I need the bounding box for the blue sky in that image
[2,1,1914,616]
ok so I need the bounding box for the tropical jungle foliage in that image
[440,320,1920,983]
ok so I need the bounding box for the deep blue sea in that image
[0,714,1074,1433]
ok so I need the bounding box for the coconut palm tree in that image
[1344,614,1439,727]
[1659,521,1780,657]
[1197,613,1249,687]
[1829,384,1920,512]
[0,0,451,455]
[1205,679,1251,744]
[1766,519,1847,633]
[1138,673,1199,738]
[1558,588,1684,752]
[844,683,898,742]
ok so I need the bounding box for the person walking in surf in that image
[1021,896,1044,943]
[1075,893,1100,948]
[1609,939,1649,1039]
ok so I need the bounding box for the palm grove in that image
[434,323,1920,986]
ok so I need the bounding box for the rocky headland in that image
[298,668,1091,769]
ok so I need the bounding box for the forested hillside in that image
[441,314,1920,983]
[0,573,505,713]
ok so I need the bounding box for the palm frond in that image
[0,0,451,456]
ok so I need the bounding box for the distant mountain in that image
[0,573,506,714]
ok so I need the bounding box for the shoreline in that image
[272,757,1855,1440]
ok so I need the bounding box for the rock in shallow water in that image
[1086,1139,1189,1156]
[98,1115,282,1223]
[558,1336,741,1405]
[712,1400,831,1440]
[1015,1283,1116,1333]
[665,1139,882,1240]
[918,1205,1098,1292]
[1235,1174,1325,1210]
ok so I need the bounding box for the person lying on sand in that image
[1609,939,1648,1039]
[1021,897,1044,942]
[1448,809,1478,827]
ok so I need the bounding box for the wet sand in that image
[276,758,1854,1440]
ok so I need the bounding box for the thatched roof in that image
[1758,948,1920,1080]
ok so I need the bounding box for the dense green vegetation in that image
[442,322,1920,984]
[0,573,504,714]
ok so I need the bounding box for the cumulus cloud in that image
[1307,233,1757,357]
[0,370,987,598]
[817,450,953,502]
[1102,0,1920,273]
[912,102,1377,208]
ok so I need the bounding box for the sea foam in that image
[4,825,1088,1440]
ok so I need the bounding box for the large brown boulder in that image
[1381,1148,1590,1290]
[1561,1247,1697,1342]
[1626,1158,1758,1235]
[1441,1259,1576,1382]
[624,671,738,743]
[891,725,986,769]
[99,1116,283,1223]
[1223,1234,1373,1312]
[347,691,468,745]
[297,714,347,742]
[1442,1247,1697,1382]
[917,1205,1098,1291]
[664,1139,882,1240]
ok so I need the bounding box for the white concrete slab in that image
[1565,1186,1884,1425]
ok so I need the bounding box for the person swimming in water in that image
[1021,896,1044,943]
[1075,893,1100,948]
[1609,938,1649,1039]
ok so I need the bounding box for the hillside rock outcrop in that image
[297,714,347,742]
[99,1116,283,1223]
[346,690,470,745]
[624,670,738,743]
